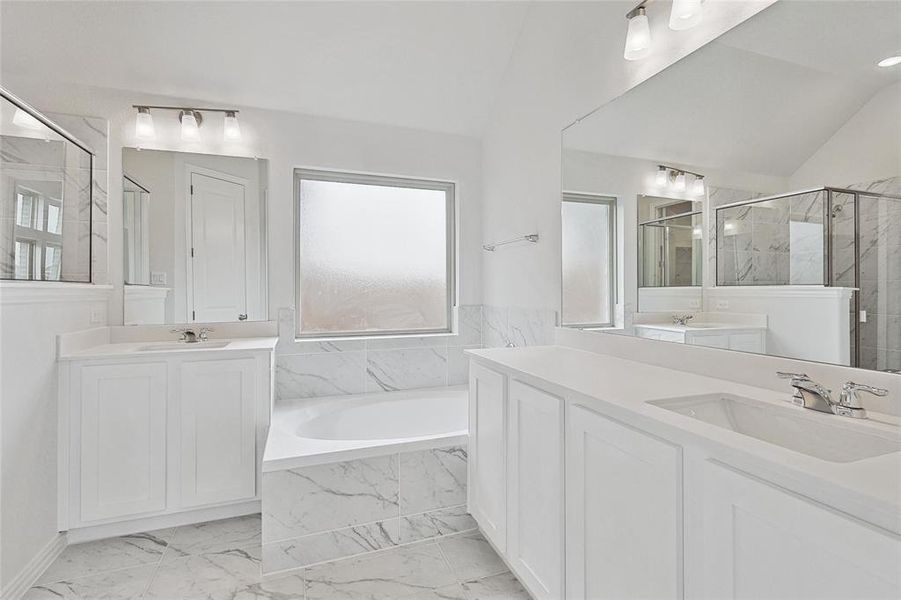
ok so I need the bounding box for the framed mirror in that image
[561,0,901,373]
[121,148,268,325]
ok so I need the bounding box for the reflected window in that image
[562,193,616,327]
[295,169,454,337]
[1,93,92,282]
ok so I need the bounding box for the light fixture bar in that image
[658,163,704,179]
[131,104,239,114]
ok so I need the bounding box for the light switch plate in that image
[716,299,729,309]
[151,271,167,286]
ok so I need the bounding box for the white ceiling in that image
[563,0,901,177]
[0,1,530,137]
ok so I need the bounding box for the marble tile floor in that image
[24,514,532,600]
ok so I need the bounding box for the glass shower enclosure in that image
[715,186,901,371]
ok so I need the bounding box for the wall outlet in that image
[689,298,701,309]
[151,271,167,286]
[90,305,104,324]
[715,299,729,310]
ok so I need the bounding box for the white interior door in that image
[190,171,247,322]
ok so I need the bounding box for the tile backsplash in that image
[275,304,557,400]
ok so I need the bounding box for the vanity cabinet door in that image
[698,460,900,599]
[468,362,507,552]
[566,404,682,600]
[177,358,257,507]
[507,380,564,600]
[79,363,168,522]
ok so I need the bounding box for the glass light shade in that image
[223,111,241,140]
[13,108,43,130]
[135,108,155,140]
[180,111,200,141]
[669,0,703,31]
[877,55,901,68]
[624,10,651,60]
[692,176,705,196]
[656,166,667,186]
[674,172,687,192]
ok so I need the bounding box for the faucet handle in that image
[777,371,810,381]
[842,381,888,399]
[198,327,214,341]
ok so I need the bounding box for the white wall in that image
[790,82,901,189]
[480,0,776,317]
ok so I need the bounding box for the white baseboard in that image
[66,500,260,544]
[1,532,66,600]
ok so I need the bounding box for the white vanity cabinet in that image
[77,363,168,522]
[467,356,900,600]
[60,343,274,535]
[506,381,564,599]
[566,404,682,600]
[696,460,900,600]
[633,325,765,354]
[468,362,508,551]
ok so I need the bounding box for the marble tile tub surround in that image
[275,306,483,399]
[25,515,527,600]
[262,445,471,574]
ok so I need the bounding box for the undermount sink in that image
[135,341,231,352]
[649,394,900,463]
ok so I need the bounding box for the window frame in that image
[294,168,456,339]
[561,192,617,329]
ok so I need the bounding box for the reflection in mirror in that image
[560,0,901,373]
[1,91,93,282]
[122,148,268,325]
[561,193,615,328]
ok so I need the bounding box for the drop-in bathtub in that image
[262,385,468,471]
[261,386,473,574]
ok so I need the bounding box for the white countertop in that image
[59,337,278,361]
[467,345,901,534]
[633,322,766,334]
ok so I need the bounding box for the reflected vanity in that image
[560,0,901,374]
[121,148,269,325]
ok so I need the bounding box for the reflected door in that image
[189,171,247,322]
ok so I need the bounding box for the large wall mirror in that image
[561,0,901,373]
[1,91,93,282]
[122,148,268,325]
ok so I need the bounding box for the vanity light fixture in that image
[179,110,201,141]
[669,0,703,31]
[132,105,242,143]
[877,55,901,68]
[674,171,687,192]
[13,107,43,130]
[134,107,155,140]
[223,111,241,141]
[692,175,706,196]
[624,5,652,61]
[656,165,668,186]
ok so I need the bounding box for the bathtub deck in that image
[24,514,532,599]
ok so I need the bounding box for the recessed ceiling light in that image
[877,55,901,68]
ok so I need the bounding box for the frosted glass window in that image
[562,194,616,327]
[296,170,454,337]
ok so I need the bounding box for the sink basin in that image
[649,394,900,463]
[135,341,231,352]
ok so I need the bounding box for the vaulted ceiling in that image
[1,1,530,137]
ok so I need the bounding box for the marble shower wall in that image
[481,305,558,349]
[261,445,473,574]
[716,190,826,286]
[275,305,482,400]
[48,113,109,285]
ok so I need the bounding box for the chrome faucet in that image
[777,372,888,419]
[672,314,694,326]
[171,327,214,343]
[835,382,888,419]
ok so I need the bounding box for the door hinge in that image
[192,310,196,320]
[190,247,194,257]
[190,184,194,195]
